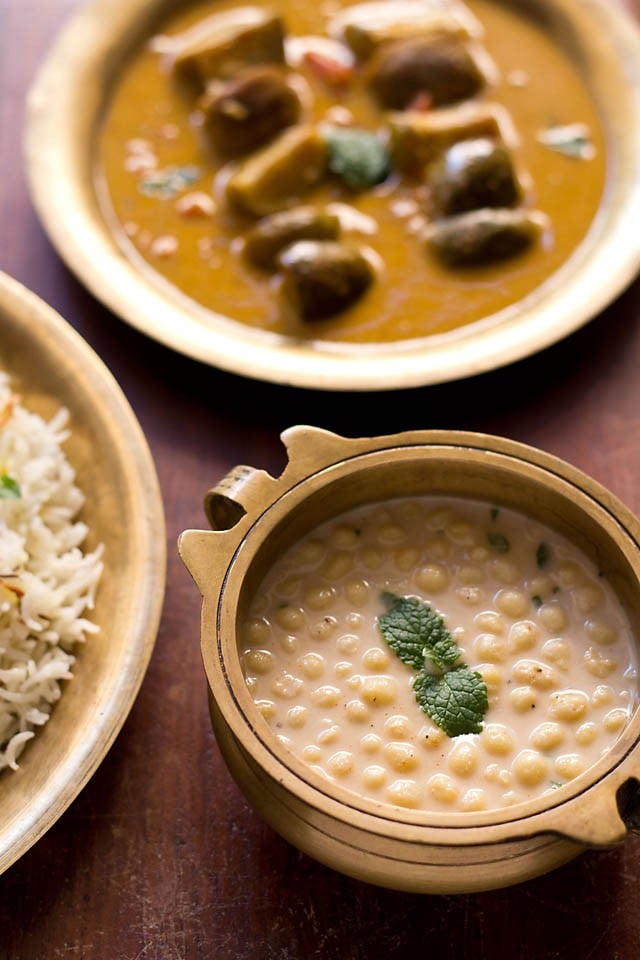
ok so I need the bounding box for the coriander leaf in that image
[321,125,391,191]
[139,164,201,198]
[413,665,488,737]
[487,531,510,553]
[490,506,500,521]
[378,594,460,670]
[0,474,21,499]
[536,542,552,569]
[537,123,595,160]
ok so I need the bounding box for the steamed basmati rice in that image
[0,371,103,771]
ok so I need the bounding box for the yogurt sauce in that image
[240,495,637,813]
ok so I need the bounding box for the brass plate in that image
[24,0,640,390]
[0,272,166,874]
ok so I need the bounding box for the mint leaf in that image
[377,594,489,737]
[413,665,488,737]
[487,532,510,553]
[378,594,460,670]
[321,125,391,191]
[0,474,21,499]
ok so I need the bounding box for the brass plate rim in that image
[0,270,166,875]
[23,0,640,391]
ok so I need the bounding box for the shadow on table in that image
[199,800,635,960]
[53,264,640,481]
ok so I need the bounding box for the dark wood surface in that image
[2,1,640,956]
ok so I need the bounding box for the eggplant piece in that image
[243,207,341,270]
[425,208,545,267]
[226,125,328,217]
[428,137,523,216]
[329,1,483,61]
[344,21,473,61]
[367,36,486,110]
[388,102,515,175]
[169,8,285,93]
[277,240,374,320]
[202,67,301,158]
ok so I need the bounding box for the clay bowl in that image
[179,427,640,893]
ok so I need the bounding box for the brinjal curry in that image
[96,0,606,343]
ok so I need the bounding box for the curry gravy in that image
[96,0,607,344]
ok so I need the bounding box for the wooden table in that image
[2,1,640,956]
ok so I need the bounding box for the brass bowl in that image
[179,427,640,894]
[24,0,640,390]
[0,272,166,874]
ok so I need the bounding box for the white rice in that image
[0,372,103,771]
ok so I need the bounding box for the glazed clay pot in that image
[179,427,640,893]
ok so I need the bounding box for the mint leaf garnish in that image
[0,474,21,499]
[413,665,488,737]
[321,125,391,191]
[377,593,488,737]
[536,542,552,569]
[487,532,510,553]
[378,593,460,670]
